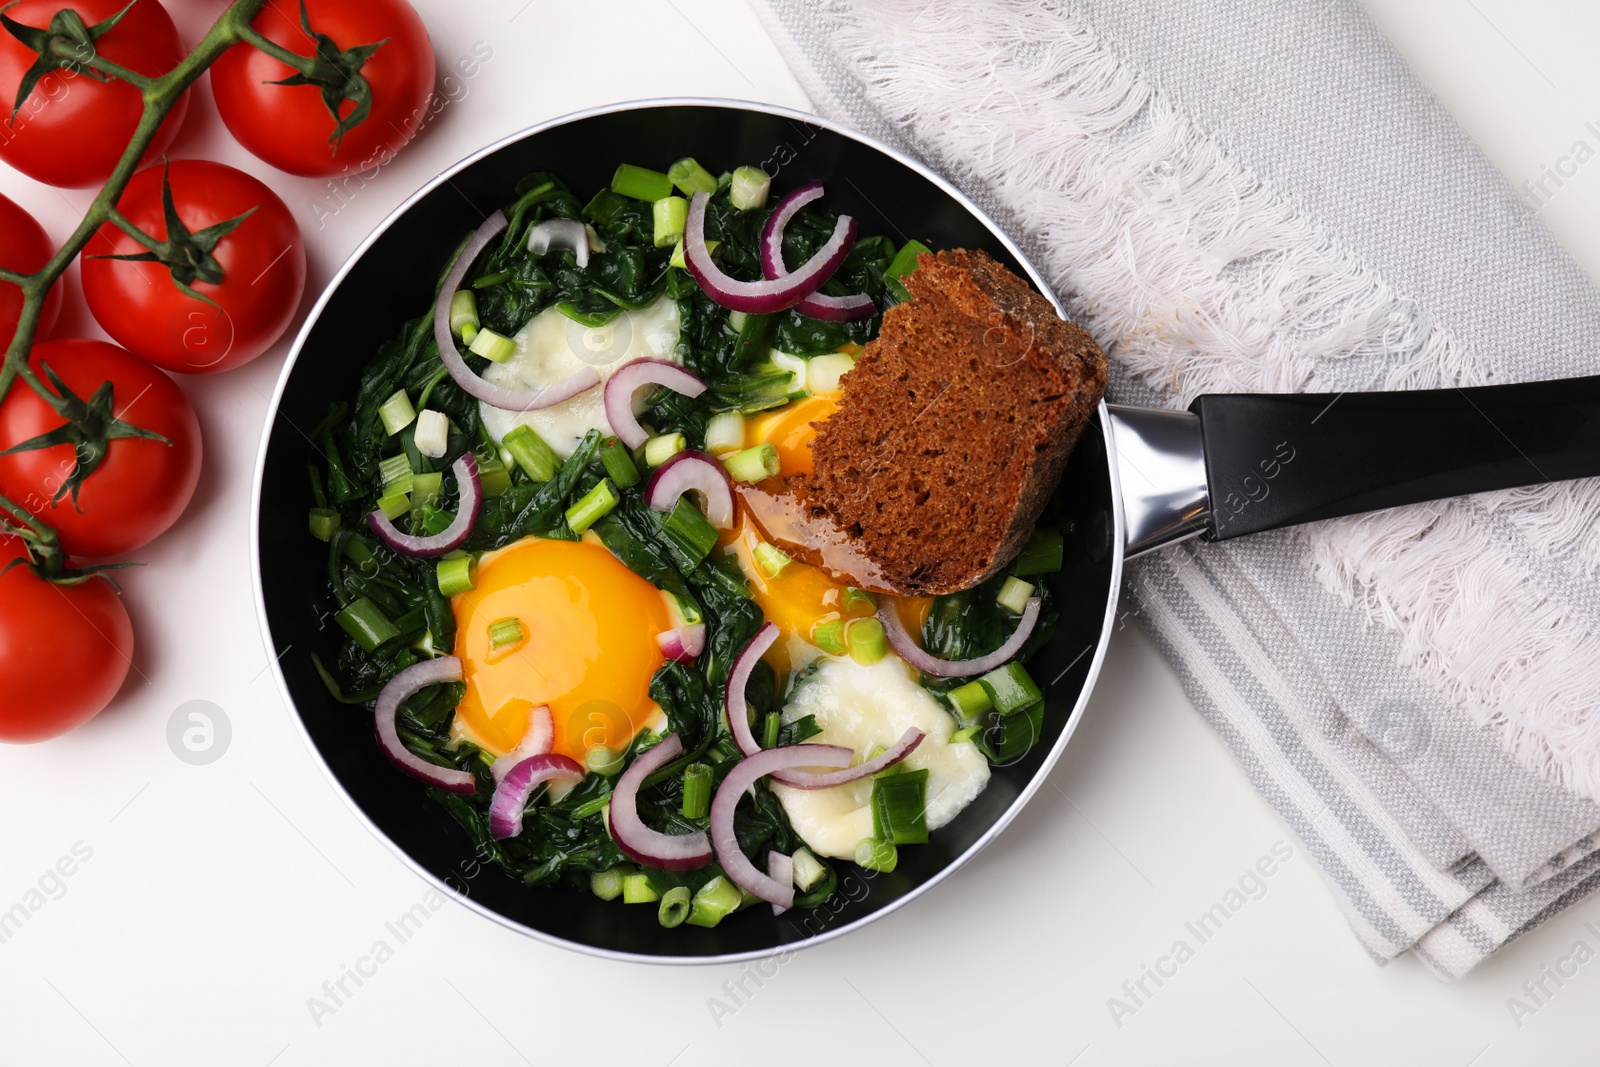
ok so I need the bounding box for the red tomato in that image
[210,0,435,178]
[0,339,201,558]
[0,192,60,341]
[80,161,307,374]
[0,535,133,742]
[0,0,188,188]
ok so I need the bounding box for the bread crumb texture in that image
[793,249,1107,595]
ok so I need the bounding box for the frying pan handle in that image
[1190,375,1600,540]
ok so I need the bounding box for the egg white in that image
[478,296,681,457]
[771,656,990,860]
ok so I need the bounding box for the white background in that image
[2,0,1599,1064]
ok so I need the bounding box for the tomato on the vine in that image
[0,0,189,188]
[0,339,201,558]
[81,160,306,374]
[210,0,435,179]
[0,192,59,340]
[0,535,133,742]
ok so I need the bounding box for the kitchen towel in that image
[747,0,1600,979]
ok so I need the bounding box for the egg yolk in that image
[748,394,838,476]
[731,394,931,679]
[451,536,671,760]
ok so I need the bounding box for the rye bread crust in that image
[791,249,1107,596]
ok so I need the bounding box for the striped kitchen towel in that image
[748,0,1600,978]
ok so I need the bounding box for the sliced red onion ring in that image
[712,745,851,909]
[374,657,476,794]
[683,190,857,314]
[725,623,778,757]
[433,210,602,411]
[493,704,554,784]
[367,452,483,558]
[767,851,794,916]
[657,623,706,664]
[609,734,713,871]
[646,450,734,529]
[759,183,876,323]
[488,752,584,839]
[771,727,925,789]
[603,358,706,449]
[527,218,591,268]
[879,596,1043,678]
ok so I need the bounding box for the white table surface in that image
[2,1,1598,1063]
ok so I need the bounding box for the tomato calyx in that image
[0,490,130,586]
[0,0,135,118]
[96,159,259,306]
[0,359,171,509]
[241,0,389,154]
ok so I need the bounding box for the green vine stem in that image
[0,0,272,552]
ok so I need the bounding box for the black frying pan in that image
[252,99,1600,964]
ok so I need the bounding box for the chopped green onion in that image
[847,618,887,664]
[413,504,455,536]
[590,866,624,901]
[884,238,932,302]
[652,195,688,247]
[681,762,713,819]
[413,409,450,459]
[791,848,827,892]
[342,537,376,570]
[621,871,659,904]
[762,711,780,750]
[599,437,641,488]
[336,598,398,652]
[658,885,691,928]
[379,389,416,435]
[643,432,687,467]
[409,471,443,510]
[686,875,742,928]
[378,452,414,495]
[611,163,673,202]
[704,410,745,455]
[975,701,1045,764]
[468,327,516,363]
[979,660,1044,716]
[724,442,779,483]
[667,591,703,627]
[949,725,979,744]
[947,679,993,721]
[854,836,898,873]
[476,451,512,498]
[376,490,410,520]
[669,236,717,269]
[583,187,629,224]
[753,542,792,578]
[435,555,477,596]
[659,497,718,569]
[871,768,929,844]
[807,352,856,396]
[488,616,525,651]
[565,478,620,534]
[570,792,611,820]
[308,507,341,541]
[997,576,1035,614]
[668,157,718,196]
[460,323,479,347]
[586,744,625,777]
[729,165,770,210]
[811,618,846,655]
[1013,528,1065,576]
[842,587,877,617]
[448,290,479,337]
[502,424,558,483]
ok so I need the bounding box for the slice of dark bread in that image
[791,249,1107,596]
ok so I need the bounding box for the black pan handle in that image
[1188,376,1600,540]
